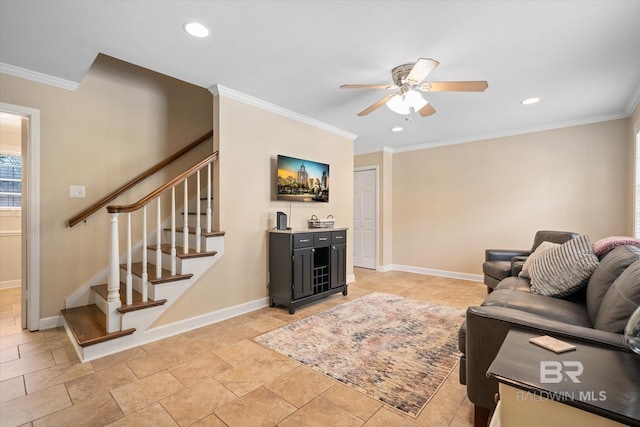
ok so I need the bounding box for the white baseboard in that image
[39,315,63,330]
[0,280,20,289]
[390,264,483,282]
[347,274,356,284]
[72,297,269,362]
[143,297,269,343]
[377,264,393,273]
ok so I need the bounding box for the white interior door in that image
[354,168,376,269]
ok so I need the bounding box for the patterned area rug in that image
[254,292,465,417]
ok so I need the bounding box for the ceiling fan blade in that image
[341,84,398,90]
[418,81,488,92]
[357,94,397,116]
[418,102,436,117]
[405,58,439,84]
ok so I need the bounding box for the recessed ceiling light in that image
[391,126,404,132]
[521,97,540,105]
[184,22,209,38]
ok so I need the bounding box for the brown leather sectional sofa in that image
[459,241,640,426]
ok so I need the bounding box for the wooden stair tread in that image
[61,305,135,347]
[121,262,193,284]
[148,244,217,259]
[91,284,167,313]
[162,228,225,237]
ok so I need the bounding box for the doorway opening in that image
[0,103,40,331]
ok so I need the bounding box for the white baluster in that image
[142,205,148,302]
[183,178,189,255]
[171,187,177,275]
[126,213,132,306]
[207,162,212,233]
[196,169,201,253]
[108,213,121,303]
[156,197,162,279]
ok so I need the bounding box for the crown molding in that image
[209,84,357,141]
[624,85,640,116]
[384,111,630,154]
[0,63,79,91]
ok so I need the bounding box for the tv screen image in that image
[277,155,329,202]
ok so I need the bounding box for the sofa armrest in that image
[485,249,531,262]
[511,255,528,276]
[464,305,626,411]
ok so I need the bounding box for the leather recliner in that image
[482,230,579,293]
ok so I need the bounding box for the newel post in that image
[108,213,121,302]
[106,212,121,333]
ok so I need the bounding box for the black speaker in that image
[277,211,288,230]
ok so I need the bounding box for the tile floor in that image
[0,268,486,426]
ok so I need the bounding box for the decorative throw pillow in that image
[519,241,560,279]
[529,235,599,298]
[593,236,640,259]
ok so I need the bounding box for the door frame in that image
[353,166,379,270]
[1,102,40,331]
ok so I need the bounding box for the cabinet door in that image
[330,243,346,288]
[293,248,314,299]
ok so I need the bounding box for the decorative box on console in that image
[308,214,335,229]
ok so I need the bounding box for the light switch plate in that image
[69,185,86,198]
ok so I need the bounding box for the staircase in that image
[61,134,224,362]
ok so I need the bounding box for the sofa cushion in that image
[587,245,640,324]
[519,241,559,279]
[495,276,532,292]
[481,288,593,327]
[594,259,640,333]
[529,235,599,298]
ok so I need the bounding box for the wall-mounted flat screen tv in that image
[277,155,329,202]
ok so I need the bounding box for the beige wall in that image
[631,102,640,236]
[0,55,213,318]
[356,118,631,276]
[155,94,354,324]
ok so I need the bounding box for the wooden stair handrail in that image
[107,151,218,214]
[67,130,213,227]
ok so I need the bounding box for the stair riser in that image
[119,270,151,298]
[144,249,187,275]
[162,230,204,249]
[162,231,220,252]
[179,214,208,229]
[110,237,224,303]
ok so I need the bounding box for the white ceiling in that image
[1,1,639,154]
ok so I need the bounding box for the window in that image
[636,130,640,238]
[0,154,22,208]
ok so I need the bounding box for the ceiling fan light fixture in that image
[521,97,540,105]
[386,90,428,115]
[184,22,209,38]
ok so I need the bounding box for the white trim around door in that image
[354,166,378,270]
[1,102,41,331]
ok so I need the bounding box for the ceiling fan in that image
[341,58,488,117]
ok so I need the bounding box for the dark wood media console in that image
[268,228,347,314]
